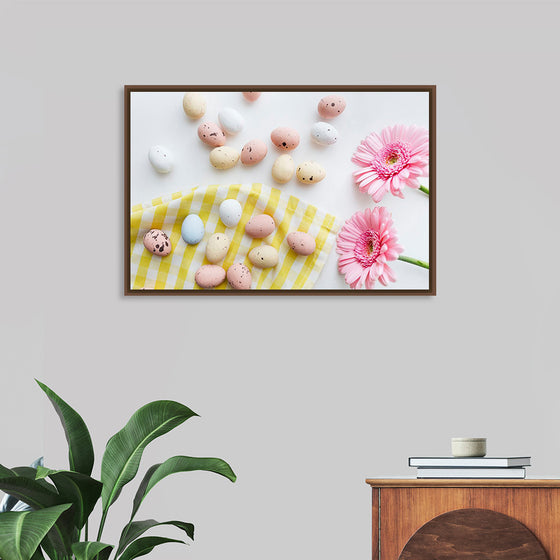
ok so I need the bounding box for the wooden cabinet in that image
[366,479,560,559]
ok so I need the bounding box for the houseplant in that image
[0,380,236,560]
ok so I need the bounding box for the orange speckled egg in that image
[270,127,300,151]
[198,122,226,147]
[241,139,268,166]
[195,265,226,288]
[243,91,261,102]
[287,231,316,256]
[143,229,172,257]
[245,214,276,238]
[317,95,346,118]
[227,263,252,290]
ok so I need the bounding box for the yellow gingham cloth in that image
[130,183,342,290]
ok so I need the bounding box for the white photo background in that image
[129,90,430,290]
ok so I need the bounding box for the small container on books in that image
[452,437,487,457]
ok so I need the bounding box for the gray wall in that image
[2,1,559,559]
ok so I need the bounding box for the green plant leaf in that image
[36,380,94,476]
[130,456,235,522]
[117,519,194,556]
[100,401,197,513]
[0,503,71,560]
[71,541,113,560]
[118,536,185,560]
[35,467,102,529]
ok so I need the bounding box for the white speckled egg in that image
[206,233,230,263]
[181,214,205,245]
[311,122,338,145]
[245,214,276,238]
[143,229,172,256]
[219,199,243,227]
[210,146,240,170]
[227,263,252,290]
[296,161,326,184]
[218,108,245,135]
[317,95,346,118]
[249,245,279,268]
[183,92,207,119]
[287,231,316,256]
[243,92,261,102]
[195,265,226,288]
[198,122,226,147]
[271,154,295,184]
[241,139,268,165]
[148,145,173,173]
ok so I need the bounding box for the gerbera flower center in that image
[373,141,411,180]
[354,230,381,267]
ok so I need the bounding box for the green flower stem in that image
[398,255,430,269]
[419,185,429,195]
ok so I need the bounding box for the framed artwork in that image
[125,85,435,295]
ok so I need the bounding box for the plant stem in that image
[398,255,429,269]
[97,510,108,541]
[419,185,429,195]
[85,520,88,541]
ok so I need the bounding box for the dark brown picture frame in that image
[125,85,436,296]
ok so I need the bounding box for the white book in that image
[409,456,531,468]
[416,467,526,479]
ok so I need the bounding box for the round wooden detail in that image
[398,508,548,560]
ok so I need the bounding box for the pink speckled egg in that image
[241,139,268,166]
[198,121,226,147]
[317,95,346,119]
[243,91,261,102]
[270,127,300,151]
[195,265,226,288]
[143,229,172,257]
[287,231,316,256]
[227,263,252,290]
[245,214,276,238]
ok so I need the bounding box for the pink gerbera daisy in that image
[352,124,429,203]
[336,207,403,289]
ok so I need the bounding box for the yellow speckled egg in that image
[210,146,240,170]
[296,161,326,184]
[183,92,207,119]
[249,245,279,268]
[271,154,295,184]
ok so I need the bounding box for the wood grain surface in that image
[378,487,560,559]
[398,508,547,559]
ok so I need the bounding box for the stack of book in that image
[409,456,531,479]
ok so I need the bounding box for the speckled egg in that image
[219,199,243,227]
[243,92,261,102]
[271,154,295,184]
[183,92,206,119]
[181,214,205,245]
[206,233,230,263]
[241,139,268,166]
[270,127,300,151]
[143,229,172,256]
[198,122,226,147]
[287,231,316,256]
[210,146,240,170]
[249,245,279,268]
[148,145,173,174]
[195,265,226,288]
[245,214,276,238]
[227,263,252,290]
[218,108,245,135]
[296,161,326,184]
[311,122,338,146]
[317,95,346,119]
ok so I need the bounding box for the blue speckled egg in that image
[181,214,205,245]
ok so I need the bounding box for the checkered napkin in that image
[130,183,342,290]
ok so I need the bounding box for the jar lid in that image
[452,437,486,442]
